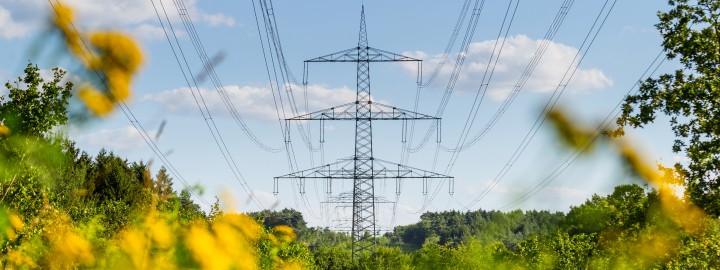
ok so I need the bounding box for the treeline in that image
[252,184,720,269]
[0,64,315,268]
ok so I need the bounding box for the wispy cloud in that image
[73,125,155,152]
[401,34,613,101]
[0,0,234,40]
[0,6,30,39]
[142,84,361,122]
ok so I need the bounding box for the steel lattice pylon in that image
[275,6,453,258]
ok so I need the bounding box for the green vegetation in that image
[1,0,719,268]
[617,0,720,217]
[249,184,720,269]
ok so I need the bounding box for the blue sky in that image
[0,0,682,228]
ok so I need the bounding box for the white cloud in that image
[130,23,167,40]
[142,84,360,121]
[0,0,234,40]
[203,12,235,27]
[0,6,30,39]
[401,34,613,101]
[74,125,154,152]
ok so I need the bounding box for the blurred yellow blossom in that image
[49,1,143,116]
[186,224,233,270]
[224,213,262,241]
[89,32,144,73]
[119,229,149,269]
[50,1,86,63]
[9,213,23,231]
[273,225,297,243]
[5,250,38,269]
[148,218,173,249]
[0,124,10,137]
[77,85,113,116]
[279,261,303,270]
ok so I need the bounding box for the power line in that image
[46,0,211,207]
[394,0,477,214]
[442,0,575,153]
[465,0,618,210]
[411,0,519,214]
[150,0,266,209]
[499,50,666,211]
[402,0,486,162]
[249,0,302,211]
[255,0,323,219]
[417,0,575,213]
[442,0,520,174]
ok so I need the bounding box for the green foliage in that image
[252,208,308,233]
[312,246,354,270]
[356,246,411,270]
[564,184,651,235]
[0,63,72,137]
[392,209,564,250]
[412,242,460,270]
[616,0,720,216]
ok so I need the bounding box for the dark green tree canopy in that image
[0,63,72,137]
[616,0,720,216]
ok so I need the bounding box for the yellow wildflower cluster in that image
[0,204,301,269]
[547,108,714,266]
[49,1,143,116]
[185,213,262,270]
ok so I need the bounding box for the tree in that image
[616,0,720,216]
[154,166,174,199]
[0,63,72,137]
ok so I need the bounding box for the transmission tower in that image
[274,6,453,258]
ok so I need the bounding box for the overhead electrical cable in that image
[47,0,211,207]
[499,50,666,211]
[442,0,575,153]
[151,0,266,209]
[403,0,487,161]
[260,0,321,153]
[249,0,302,210]
[442,0,520,174]
[465,0,618,210]
[420,0,575,213]
[257,0,323,219]
[413,0,519,214]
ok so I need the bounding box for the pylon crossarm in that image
[305,47,361,62]
[287,102,438,121]
[373,158,454,179]
[305,47,421,63]
[274,158,452,181]
[366,47,421,62]
[274,158,355,180]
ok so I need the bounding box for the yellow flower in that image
[48,231,95,269]
[0,124,11,137]
[50,1,89,65]
[9,214,24,231]
[279,261,303,270]
[547,109,598,153]
[5,228,16,241]
[78,85,114,116]
[106,67,132,101]
[224,213,262,241]
[186,225,231,270]
[148,219,173,249]
[119,230,149,269]
[273,225,296,243]
[5,250,38,268]
[89,31,144,73]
